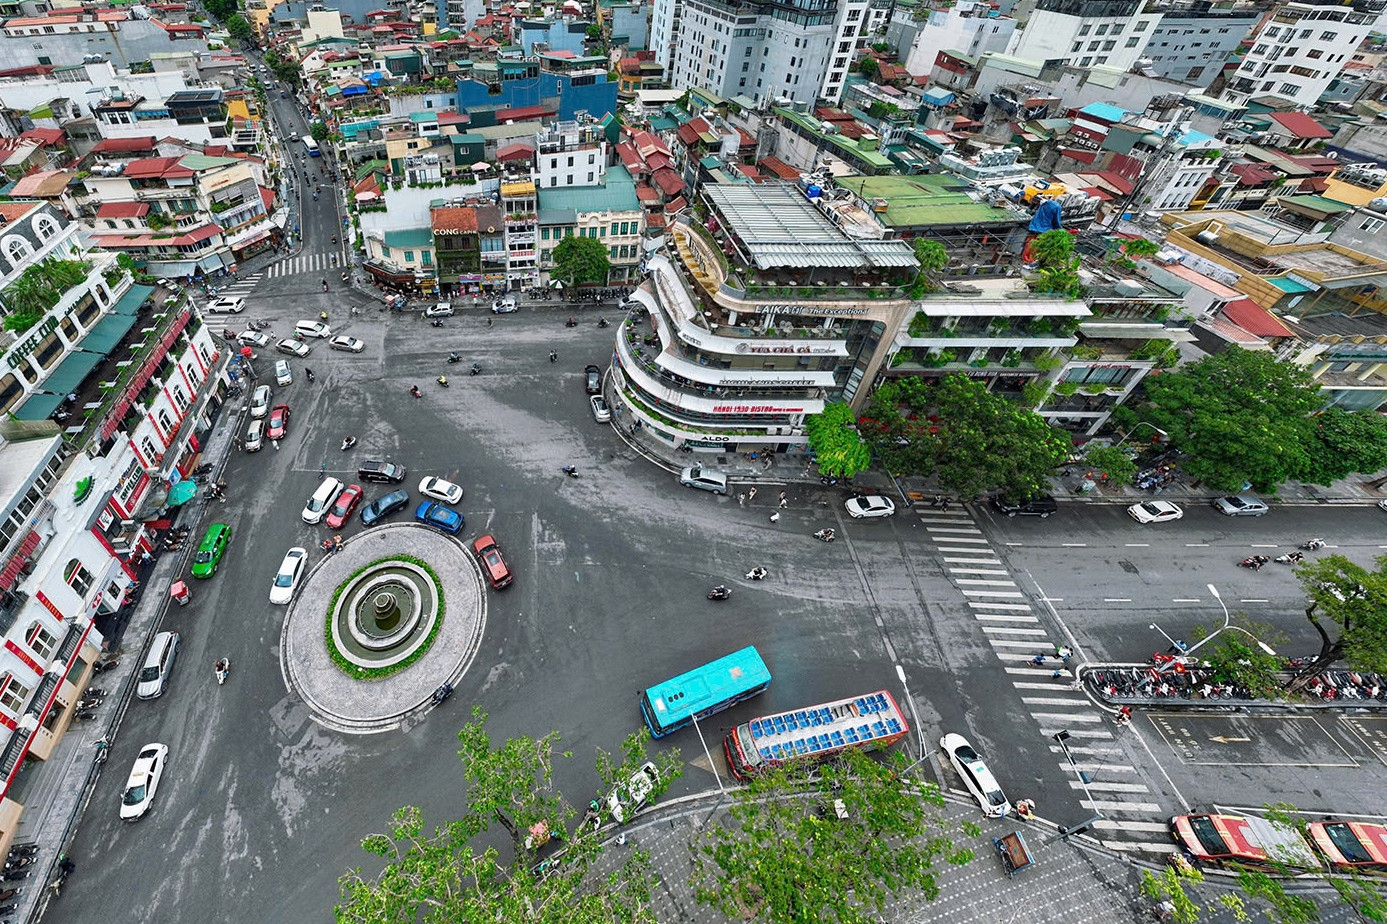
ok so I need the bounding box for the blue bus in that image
[302,137,320,157]
[640,646,771,738]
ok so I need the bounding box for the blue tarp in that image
[1028,199,1064,233]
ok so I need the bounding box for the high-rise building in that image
[1225,0,1385,107]
[1143,3,1259,89]
[1008,0,1161,72]
[650,0,871,105]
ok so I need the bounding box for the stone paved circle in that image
[279,523,486,734]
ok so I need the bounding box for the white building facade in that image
[1225,0,1383,107]
[1008,0,1160,71]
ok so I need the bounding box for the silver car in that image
[1212,495,1269,517]
[679,465,728,495]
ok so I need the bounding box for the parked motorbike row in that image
[1134,465,1177,491]
[1306,670,1387,702]
[1087,666,1240,701]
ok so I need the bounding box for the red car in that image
[472,534,513,589]
[267,404,291,440]
[325,484,363,529]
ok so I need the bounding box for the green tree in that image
[310,121,329,143]
[1299,407,1387,485]
[1123,237,1161,260]
[226,14,254,43]
[858,56,878,78]
[552,236,611,290]
[204,0,235,21]
[691,749,973,924]
[1029,228,1075,267]
[1028,230,1084,299]
[1192,619,1285,699]
[2,258,89,333]
[337,709,678,924]
[1137,347,1322,492]
[1083,446,1136,486]
[803,402,872,478]
[586,23,602,39]
[913,239,948,275]
[859,378,935,478]
[932,374,1070,500]
[1291,554,1387,687]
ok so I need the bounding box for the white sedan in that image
[269,547,308,604]
[120,742,169,821]
[237,330,271,348]
[607,761,660,824]
[276,339,311,358]
[329,335,365,353]
[845,495,896,519]
[295,320,332,339]
[419,476,463,505]
[1127,500,1185,524]
[939,733,1010,818]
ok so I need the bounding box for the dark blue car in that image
[360,489,409,526]
[415,500,463,534]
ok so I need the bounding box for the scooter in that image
[94,736,109,765]
[813,528,837,543]
[321,281,328,292]
[469,362,481,376]
[1300,538,1326,551]
[745,567,768,580]
[409,385,422,398]
[92,657,120,674]
[446,352,460,364]
[341,436,357,452]
[1238,555,1270,570]
[3,858,33,872]
[431,318,444,328]
[436,375,449,388]
[214,658,230,685]
[1274,551,1304,565]
[431,683,453,706]
[565,317,577,328]
[305,369,316,383]
[549,350,558,363]
[597,317,609,328]
[561,465,579,478]
[707,585,731,601]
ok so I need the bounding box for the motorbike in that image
[74,698,101,711]
[321,280,328,292]
[94,736,110,765]
[549,350,558,363]
[248,319,271,331]
[221,328,238,339]
[92,657,120,674]
[3,857,33,872]
[597,317,609,328]
[431,683,453,706]
[1300,538,1326,551]
[341,271,350,283]
[581,799,602,831]
[6,846,37,859]
[469,362,481,376]
[3,869,28,882]
[48,856,74,898]
[1274,552,1305,565]
[565,317,577,328]
[446,352,460,364]
[561,465,579,478]
[430,318,444,328]
[707,585,731,601]
[0,886,22,902]
[745,567,768,580]
[813,528,837,543]
[436,375,449,388]
[1238,555,1270,570]
[409,385,422,398]
[305,369,316,383]
[341,436,357,452]
[214,658,230,685]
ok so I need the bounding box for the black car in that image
[357,460,407,484]
[991,495,1058,518]
[360,489,410,526]
[584,365,602,395]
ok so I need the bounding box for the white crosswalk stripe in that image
[1094,819,1166,831]
[1081,798,1163,813]
[264,252,336,278]
[1020,696,1091,706]
[968,601,1030,610]
[982,627,1048,637]
[975,613,1039,623]
[1103,840,1178,854]
[1068,779,1151,794]
[949,567,1011,575]
[957,579,1020,587]
[1029,711,1104,724]
[988,639,1046,649]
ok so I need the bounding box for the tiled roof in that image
[1268,111,1332,139]
[91,136,158,154]
[651,166,683,196]
[757,156,799,180]
[96,201,151,218]
[124,156,195,179]
[432,206,478,234]
[1222,297,1298,338]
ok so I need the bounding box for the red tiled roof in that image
[495,105,553,122]
[1231,163,1277,186]
[616,142,643,172]
[664,195,688,213]
[1268,111,1332,139]
[432,206,477,234]
[437,111,471,125]
[645,211,667,229]
[1060,148,1098,165]
[631,130,671,159]
[1222,297,1298,338]
[496,142,534,161]
[676,117,711,146]
[91,136,158,154]
[652,167,683,197]
[1092,171,1134,196]
[259,185,275,211]
[758,156,799,180]
[635,183,659,202]
[733,163,761,180]
[645,152,673,172]
[92,223,222,247]
[124,156,194,179]
[96,201,150,218]
[19,127,63,146]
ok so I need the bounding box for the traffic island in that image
[279,524,486,733]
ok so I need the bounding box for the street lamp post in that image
[1049,730,1103,842]
[1152,583,1276,673]
[1114,422,1169,449]
[895,664,927,762]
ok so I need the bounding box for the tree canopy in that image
[691,749,972,924]
[337,708,680,924]
[552,236,611,290]
[1299,408,1387,486]
[1291,553,1387,685]
[226,14,254,43]
[803,402,872,478]
[1134,347,1322,492]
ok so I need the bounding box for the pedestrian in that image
[737,493,746,507]
[1116,705,1133,726]
[1029,654,1047,667]
[320,460,327,477]
[272,438,280,451]
[1056,645,1073,661]
[778,491,788,508]
[941,497,951,511]
[488,317,494,327]
[748,487,757,502]
[769,511,780,523]
[1016,800,1034,819]
[140,550,153,566]
[1051,668,1068,680]
[233,437,244,452]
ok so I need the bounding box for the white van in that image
[275,360,293,387]
[294,320,332,339]
[249,384,272,419]
[245,418,265,452]
[302,477,344,524]
[136,631,180,700]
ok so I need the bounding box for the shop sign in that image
[735,343,839,356]
[6,313,63,370]
[712,404,805,413]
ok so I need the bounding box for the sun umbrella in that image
[168,480,199,506]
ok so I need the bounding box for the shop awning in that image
[80,312,139,353]
[43,350,105,393]
[11,391,65,421]
[110,283,155,315]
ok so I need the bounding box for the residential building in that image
[363,227,436,293]
[454,55,619,121]
[1142,3,1258,89]
[517,17,593,56]
[1225,0,1384,108]
[535,118,609,190]
[1008,0,1160,73]
[887,1,1016,79]
[599,0,651,50]
[0,10,208,71]
[652,0,870,106]
[500,177,539,290]
[538,165,645,285]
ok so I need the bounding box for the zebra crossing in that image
[918,505,1176,855]
[263,251,337,279]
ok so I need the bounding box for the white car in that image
[1128,500,1185,524]
[205,296,246,314]
[269,546,308,604]
[425,302,454,317]
[302,477,344,524]
[939,733,1010,818]
[491,297,518,314]
[294,320,332,339]
[120,742,169,821]
[845,495,896,519]
[590,395,611,422]
[237,330,271,348]
[329,335,365,353]
[276,338,311,358]
[419,476,463,505]
[606,761,660,824]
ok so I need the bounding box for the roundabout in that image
[279,523,486,733]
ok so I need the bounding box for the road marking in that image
[1185,543,1209,547]
[989,639,1049,649]
[1208,735,1251,743]
[1046,597,1064,602]
[1171,598,1200,603]
[1240,599,1269,604]
[1102,840,1178,854]
[1037,727,1113,740]
[1069,762,1138,774]
[931,536,990,544]
[936,547,1001,555]
[948,568,1011,575]
[942,557,1003,565]
[969,602,1031,611]
[1104,598,1132,603]
[1094,819,1168,832]
[956,579,1019,588]
[975,613,1039,623]
[1006,667,1069,677]
[982,626,1048,636]
[1030,711,1104,724]
[1081,798,1162,812]
[1250,544,1280,548]
[1124,543,1149,547]
[962,589,1025,598]
[1014,681,1078,691]
[1021,696,1092,706]
[1004,541,1025,546]
[1061,542,1087,548]
[1049,744,1120,757]
[925,525,983,534]
[1069,780,1151,794]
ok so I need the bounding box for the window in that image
[1096,23,1108,35]
[34,216,58,240]
[422,253,431,267]
[1089,41,1101,51]
[1254,44,1268,54]
[1361,217,1384,233]
[550,176,558,187]
[1102,40,1115,50]
[1321,30,1337,40]
[1126,36,1139,47]
[25,622,56,660]
[567,156,574,167]
[1072,42,1082,52]
[404,250,414,263]
[1279,82,1300,94]
[0,676,29,713]
[141,436,158,462]
[1111,24,1123,35]
[1097,55,1109,63]
[1299,29,1312,38]
[1135,19,1149,31]
[542,227,550,240]
[3,236,29,263]
[1078,24,1090,36]
[1307,48,1323,58]
[611,247,618,258]
[171,385,189,412]
[599,226,606,238]
[611,223,619,235]
[1186,65,1204,79]
[1080,56,1093,66]
[64,558,93,595]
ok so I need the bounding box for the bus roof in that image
[645,646,769,729]
[744,690,906,763]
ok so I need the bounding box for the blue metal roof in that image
[1078,102,1127,123]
